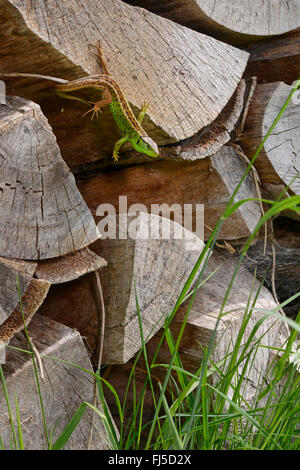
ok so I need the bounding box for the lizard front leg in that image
[137,102,149,125]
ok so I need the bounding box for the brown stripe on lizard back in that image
[56,74,146,135]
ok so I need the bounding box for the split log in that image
[96,212,205,364]
[240,82,300,202]
[145,250,288,404]
[244,30,300,85]
[78,145,262,241]
[0,0,248,167]
[39,212,206,364]
[0,314,111,450]
[124,0,300,45]
[0,96,100,260]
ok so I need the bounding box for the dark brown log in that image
[77,145,262,242]
[241,236,300,318]
[244,30,300,85]
[0,0,249,167]
[0,314,112,449]
[124,0,300,45]
[37,272,101,362]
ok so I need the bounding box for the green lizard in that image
[56,43,159,162]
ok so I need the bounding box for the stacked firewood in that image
[0,0,298,449]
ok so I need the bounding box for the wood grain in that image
[0,314,112,449]
[241,82,300,196]
[0,0,249,165]
[125,0,300,44]
[0,96,100,260]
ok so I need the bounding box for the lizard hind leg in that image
[89,41,110,76]
[82,88,112,120]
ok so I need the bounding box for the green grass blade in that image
[0,365,17,449]
[14,393,24,450]
[159,385,184,450]
[51,403,87,450]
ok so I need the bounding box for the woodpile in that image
[0,0,298,449]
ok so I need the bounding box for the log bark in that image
[145,250,288,404]
[0,314,111,449]
[240,82,300,197]
[125,0,300,44]
[0,257,36,362]
[35,248,106,284]
[244,30,300,85]
[0,96,100,260]
[77,145,262,241]
[0,257,36,321]
[0,278,50,363]
[0,0,248,166]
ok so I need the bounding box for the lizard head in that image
[132,135,159,158]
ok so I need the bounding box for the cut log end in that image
[0,96,100,260]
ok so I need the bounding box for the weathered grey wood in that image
[35,248,107,284]
[0,278,50,363]
[78,145,262,241]
[0,96,100,260]
[0,314,111,449]
[0,0,249,166]
[125,0,300,44]
[92,213,205,363]
[37,213,205,365]
[241,82,300,197]
[147,251,288,404]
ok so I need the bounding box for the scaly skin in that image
[56,74,159,161]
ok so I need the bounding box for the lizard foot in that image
[82,102,102,120]
[113,152,119,163]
